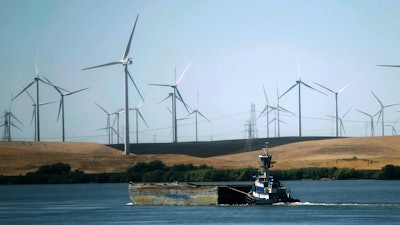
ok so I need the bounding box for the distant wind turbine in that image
[187,91,210,142]
[371,91,400,136]
[82,15,143,155]
[12,50,56,141]
[24,90,55,140]
[313,82,351,137]
[279,64,326,137]
[44,77,89,142]
[258,86,276,138]
[120,100,149,144]
[328,108,351,137]
[356,109,375,136]
[96,103,112,144]
[150,63,191,143]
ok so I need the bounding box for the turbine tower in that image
[82,15,143,155]
[44,77,89,142]
[313,82,351,137]
[371,91,400,136]
[150,63,191,143]
[12,52,55,141]
[187,91,210,142]
[279,64,325,137]
[356,109,375,136]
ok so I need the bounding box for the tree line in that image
[1,161,400,184]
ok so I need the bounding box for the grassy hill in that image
[1,136,400,176]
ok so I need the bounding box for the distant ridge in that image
[108,136,341,158]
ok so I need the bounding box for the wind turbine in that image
[371,91,400,136]
[24,90,55,139]
[111,109,123,144]
[328,108,351,137]
[356,109,375,136]
[258,86,277,138]
[12,52,55,141]
[120,100,149,144]
[187,91,210,142]
[82,15,143,155]
[377,65,400,68]
[313,82,351,137]
[150,63,191,143]
[44,77,89,142]
[96,103,112,144]
[279,64,326,137]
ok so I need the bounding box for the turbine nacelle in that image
[121,58,132,65]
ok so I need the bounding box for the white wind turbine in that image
[313,82,351,137]
[120,100,149,144]
[328,108,351,137]
[1,109,23,142]
[82,15,143,155]
[24,90,55,140]
[371,91,400,136]
[96,103,112,144]
[44,77,89,142]
[258,86,276,138]
[356,109,375,136]
[12,52,56,141]
[279,64,326,137]
[150,63,191,143]
[187,91,210,142]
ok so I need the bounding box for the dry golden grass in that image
[1,136,400,176]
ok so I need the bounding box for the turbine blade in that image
[123,15,139,60]
[257,106,268,119]
[370,91,383,106]
[33,47,39,77]
[198,111,211,122]
[149,83,173,87]
[82,61,121,71]
[338,83,351,93]
[12,81,35,101]
[25,90,35,103]
[65,87,89,96]
[158,94,173,104]
[95,103,109,114]
[166,107,172,114]
[313,82,334,94]
[356,109,371,117]
[377,65,400,68]
[31,108,35,126]
[297,63,301,80]
[342,108,352,118]
[262,85,269,104]
[138,110,149,128]
[279,83,297,99]
[175,62,191,85]
[10,113,23,126]
[386,103,400,108]
[176,88,191,112]
[300,81,327,95]
[126,67,145,102]
[39,101,55,106]
[57,100,62,121]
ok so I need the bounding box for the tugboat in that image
[246,143,300,205]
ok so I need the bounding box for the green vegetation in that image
[1,161,400,184]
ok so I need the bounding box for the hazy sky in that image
[1,0,400,143]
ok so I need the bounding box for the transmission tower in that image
[1,111,11,141]
[245,103,258,151]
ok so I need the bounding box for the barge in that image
[128,143,299,205]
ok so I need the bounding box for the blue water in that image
[0,180,399,224]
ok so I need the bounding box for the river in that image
[1,180,399,224]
